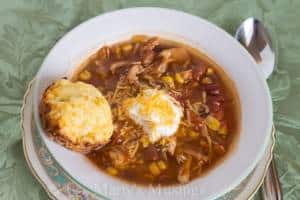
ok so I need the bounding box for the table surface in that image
[0,0,299,199]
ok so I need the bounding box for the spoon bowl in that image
[235,18,275,78]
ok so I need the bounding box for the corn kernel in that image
[162,76,175,88]
[219,124,228,135]
[157,160,167,170]
[132,35,147,43]
[140,136,150,148]
[189,130,199,138]
[159,139,165,146]
[149,162,161,176]
[87,132,94,139]
[106,167,118,176]
[202,77,212,84]
[175,73,184,84]
[205,115,220,131]
[176,126,187,137]
[79,70,91,81]
[206,67,214,75]
[122,44,133,53]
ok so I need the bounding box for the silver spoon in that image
[235,17,282,199]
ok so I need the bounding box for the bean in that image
[207,89,220,96]
[144,145,160,161]
[210,101,221,112]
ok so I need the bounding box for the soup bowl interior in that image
[33,7,272,200]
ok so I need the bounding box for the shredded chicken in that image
[127,64,144,84]
[176,153,187,164]
[140,37,159,52]
[152,48,191,77]
[179,69,193,82]
[141,74,162,89]
[166,136,177,155]
[151,59,169,77]
[177,155,192,184]
[201,125,213,162]
[183,146,208,162]
[110,61,130,74]
[108,147,129,168]
[160,47,190,65]
[127,141,140,158]
[110,61,142,74]
[139,37,159,66]
[141,50,155,66]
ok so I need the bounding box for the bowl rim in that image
[32,7,273,200]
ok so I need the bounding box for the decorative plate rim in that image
[21,78,57,200]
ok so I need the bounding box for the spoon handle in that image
[261,159,283,200]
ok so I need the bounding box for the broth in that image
[73,35,240,186]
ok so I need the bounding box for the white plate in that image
[32,7,273,200]
[22,80,275,200]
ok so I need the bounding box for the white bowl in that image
[33,7,273,200]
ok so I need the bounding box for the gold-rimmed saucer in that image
[21,80,275,200]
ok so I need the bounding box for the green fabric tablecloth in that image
[0,0,299,199]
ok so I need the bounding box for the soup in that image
[72,35,240,186]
